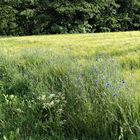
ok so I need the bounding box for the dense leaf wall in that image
[0,0,140,35]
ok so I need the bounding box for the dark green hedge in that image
[0,0,140,35]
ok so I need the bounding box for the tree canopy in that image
[0,0,140,35]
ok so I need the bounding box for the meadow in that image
[0,31,140,140]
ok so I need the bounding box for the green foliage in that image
[0,0,140,35]
[0,49,140,139]
[0,5,17,35]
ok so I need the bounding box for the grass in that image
[0,31,140,140]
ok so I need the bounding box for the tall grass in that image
[0,49,140,140]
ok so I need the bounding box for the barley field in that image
[0,31,140,140]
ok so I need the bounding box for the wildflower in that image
[93,67,98,74]
[95,80,98,83]
[118,86,121,89]
[122,80,125,84]
[112,93,117,97]
[106,82,110,88]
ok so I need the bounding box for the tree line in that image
[0,0,140,36]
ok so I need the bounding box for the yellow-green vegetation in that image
[0,31,140,140]
[1,31,140,91]
[1,31,140,67]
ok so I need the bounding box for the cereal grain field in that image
[0,31,140,140]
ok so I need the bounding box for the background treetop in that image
[0,0,140,35]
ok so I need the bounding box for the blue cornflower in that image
[112,93,117,97]
[106,82,110,88]
[95,80,98,83]
[122,80,125,84]
[118,86,121,89]
[93,67,97,73]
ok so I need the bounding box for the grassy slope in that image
[1,31,140,63]
[0,31,140,139]
[1,31,140,91]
